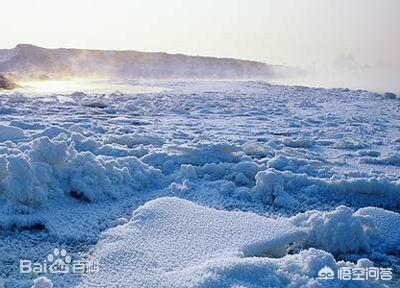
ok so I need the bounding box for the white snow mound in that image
[76,198,386,288]
[77,197,306,287]
[32,276,53,288]
[290,205,374,254]
[253,169,299,208]
[355,207,400,253]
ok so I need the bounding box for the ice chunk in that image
[243,141,273,158]
[76,198,385,288]
[268,154,326,176]
[65,153,163,202]
[283,136,314,148]
[32,126,70,139]
[333,139,367,150]
[70,91,87,97]
[160,249,383,288]
[0,125,25,141]
[2,156,49,207]
[253,169,299,208]
[29,137,69,166]
[84,101,107,109]
[105,133,165,147]
[279,170,400,209]
[180,164,197,179]
[10,120,46,130]
[291,206,373,254]
[0,136,163,206]
[361,152,400,167]
[32,276,53,288]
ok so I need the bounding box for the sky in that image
[1,0,399,91]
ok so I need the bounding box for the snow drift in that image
[76,197,386,288]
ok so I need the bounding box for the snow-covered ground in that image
[0,80,399,287]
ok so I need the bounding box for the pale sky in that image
[2,0,399,68]
[0,0,400,65]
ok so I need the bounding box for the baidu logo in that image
[20,248,98,274]
[46,248,71,274]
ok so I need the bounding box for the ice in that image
[161,249,384,288]
[355,207,400,254]
[76,198,384,288]
[29,137,69,165]
[65,153,163,201]
[76,197,305,287]
[361,152,400,167]
[274,170,400,209]
[290,205,373,254]
[0,124,25,141]
[2,156,49,207]
[267,154,327,177]
[32,276,53,288]
[32,126,69,139]
[253,168,299,208]
[243,141,273,158]
[104,133,165,147]
[0,80,399,287]
[0,135,163,207]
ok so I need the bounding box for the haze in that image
[1,0,399,92]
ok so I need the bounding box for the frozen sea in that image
[0,80,399,287]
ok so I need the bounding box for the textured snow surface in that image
[0,80,399,287]
[291,205,374,254]
[356,207,400,254]
[0,124,25,141]
[76,197,383,288]
[31,276,53,288]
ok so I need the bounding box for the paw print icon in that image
[47,248,72,274]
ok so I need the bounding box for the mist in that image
[1,0,399,94]
[275,62,400,94]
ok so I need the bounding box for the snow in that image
[0,80,399,287]
[76,198,384,288]
[361,152,400,167]
[29,137,69,165]
[2,155,49,207]
[355,207,400,254]
[0,124,25,141]
[0,135,163,207]
[290,205,373,254]
[161,249,383,288]
[32,276,53,288]
[253,168,299,208]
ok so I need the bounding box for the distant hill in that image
[0,44,285,80]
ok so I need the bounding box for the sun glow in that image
[20,80,92,93]
[17,79,166,94]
